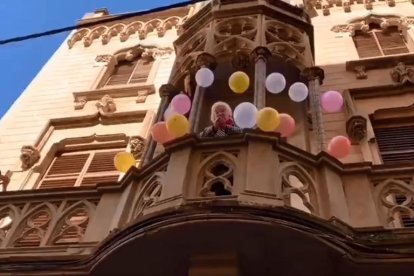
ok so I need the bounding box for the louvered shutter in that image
[375,28,409,56]
[374,126,414,164]
[353,32,382,58]
[395,195,414,228]
[80,150,122,187]
[39,154,89,189]
[105,60,137,86]
[129,59,154,84]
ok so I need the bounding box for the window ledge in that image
[72,84,155,110]
[346,53,414,79]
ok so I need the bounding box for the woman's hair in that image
[210,101,232,123]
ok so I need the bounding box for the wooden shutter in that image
[39,154,89,189]
[374,126,414,164]
[105,60,137,86]
[80,150,121,187]
[375,28,409,56]
[129,59,154,84]
[353,32,382,58]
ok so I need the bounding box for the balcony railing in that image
[1,131,414,259]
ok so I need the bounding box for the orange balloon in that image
[327,136,351,159]
[275,113,296,138]
[151,122,174,144]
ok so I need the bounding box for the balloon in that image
[256,107,280,132]
[321,91,343,113]
[166,114,190,138]
[265,73,286,94]
[171,94,191,115]
[195,68,214,88]
[163,106,175,121]
[327,135,351,159]
[288,82,309,102]
[234,102,257,129]
[275,113,296,138]
[229,71,250,94]
[151,122,174,144]
[114,152,136,173]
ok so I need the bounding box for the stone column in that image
[189,53,217,132]
[142,84,178,165]
[250,47,271,109]
[300,67,326,153]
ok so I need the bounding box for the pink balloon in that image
[275,113,296,138]
[151,122,174,144]
[321,91,343,113]
[327,135,351,159]
[171,94,191,115]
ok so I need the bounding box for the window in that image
[373,125,414,164]
[38,149,124,189]
[353,24,409,58]
[104,57,154,87]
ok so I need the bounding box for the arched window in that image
[104,55,154,87]
[353,24,409,58]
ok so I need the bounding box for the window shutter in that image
[80,150,121,187]
[129,59,154,84]
[374,126,414,164]
[395,195,414,228]
[39,154,89,189]
[106,60,137,86]
[353,32,382,58]
[375,28,409,56]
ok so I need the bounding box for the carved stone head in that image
[20,145,40,171]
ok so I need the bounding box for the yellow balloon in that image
[256,107,280,132]
[229,71,250,94]
[114,152,136,173]
[166,114,190,138]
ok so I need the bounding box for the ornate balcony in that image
[1,131,414,274]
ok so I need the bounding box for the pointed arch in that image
[67,28,90,49]
[197,152,238,197]
[0,204,21,244]
[120,21,145,42]
[131,172,164,220]
[83,26,108,47]
[278,162,317,214]
[213,36,256,58]
[102,23,125,45]
[48,200,96,245]
[9,202,57,247]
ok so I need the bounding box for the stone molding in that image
[312,0,413,15]
[68,16,188,48]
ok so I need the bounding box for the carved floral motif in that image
[20,146,40,171]
[390,62,414,84]
[129,136,146,160]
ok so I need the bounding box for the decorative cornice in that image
[331,15,414,36]
[72,84,155,110]
[68,15,188,49]
[311,0,413,15]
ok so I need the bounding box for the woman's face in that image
[214,105,230,121]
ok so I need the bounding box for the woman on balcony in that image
[199,101,243,137]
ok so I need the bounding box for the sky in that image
[0,0,183,119]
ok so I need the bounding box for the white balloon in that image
[234,102,258,129]
[265,73,286,94]
[288,82,309,102]
[195,68,214,88]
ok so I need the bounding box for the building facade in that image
[0,0,414,274]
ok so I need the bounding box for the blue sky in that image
[0,0,182,119]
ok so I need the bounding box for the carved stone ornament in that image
[0,171,9,192]
[129,136,146,160]
[95,54,115,64]
[390,62,414,84]
[159,84,179,98]
[346,115,367,143]
[95,95,117,114]
[67,15,187,49]
[20,145,40,171]
[354,66,367,79]
[74,96,88,110]
[300,67,325,85]
[195,53,217,70]
[250,47,272,63]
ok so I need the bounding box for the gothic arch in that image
[213,36,256,57]
[0,204,21,245]
[83,26,108,47]
[196,152,238,197]
[375,178,414,226]
[278,162,317,214]
[120,21,146,41]
[102,23,126,45]
[49,200,96,245]
[67,28,90,49]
